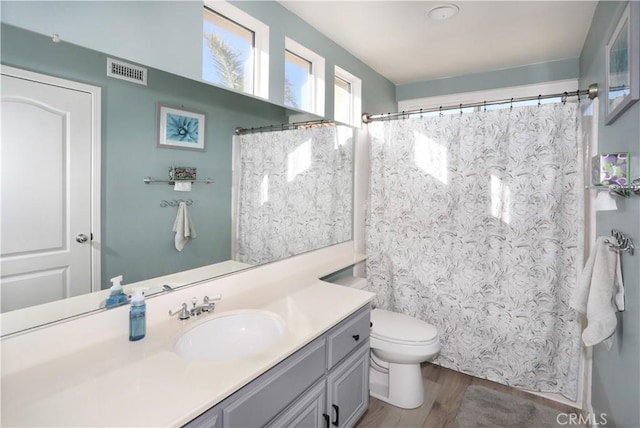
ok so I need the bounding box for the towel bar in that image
[144,176,214,184]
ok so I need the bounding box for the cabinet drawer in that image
[183,406,220,428]
[222,338,326,428]
[327,307,370,369]
[265,380,326,428]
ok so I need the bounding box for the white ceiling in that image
[279,1,598,85]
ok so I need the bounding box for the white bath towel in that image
[172,202,197,251]
[570,236,624,349]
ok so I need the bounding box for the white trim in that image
[0,64,102,293]
[334,65,362,127]
[285,37,325,116]
[203,0,270,100]
[398,79,579,112]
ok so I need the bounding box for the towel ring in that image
[160,199,193,208]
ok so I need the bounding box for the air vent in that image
[106,58,147,85]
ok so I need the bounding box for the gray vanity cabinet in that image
[184,305,371,428]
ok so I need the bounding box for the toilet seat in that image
[371,309,438,345]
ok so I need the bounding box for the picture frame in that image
[605,1,639,125]
[157,104,206,151]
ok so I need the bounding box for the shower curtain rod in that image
[363,83,599,123]
[235,119,336,135]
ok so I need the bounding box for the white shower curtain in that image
[366,103,584,399]
[235,125,354,265]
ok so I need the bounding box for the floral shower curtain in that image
[235,125,353,265]
[365,103,584,399]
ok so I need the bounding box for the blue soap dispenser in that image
[105,275,127,308]
[129,289,146,341]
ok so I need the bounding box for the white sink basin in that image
[174,310,285,362]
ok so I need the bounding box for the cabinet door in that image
[326,344,369,428]
[266,381,326,428]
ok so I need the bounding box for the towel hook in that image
[605,229,635,255]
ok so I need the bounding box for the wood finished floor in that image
[356,363,578,428]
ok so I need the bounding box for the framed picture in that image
[157,104,206,151]
[605,1,639,125]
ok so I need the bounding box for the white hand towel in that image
[172,202,197,251]
[570,236,624,349]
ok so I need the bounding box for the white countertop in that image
[1,244,372,427]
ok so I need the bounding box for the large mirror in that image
[0,23,354,336]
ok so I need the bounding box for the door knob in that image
[75,233,89,243]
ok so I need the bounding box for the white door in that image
[1,70,98,312]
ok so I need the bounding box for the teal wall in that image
[579,2,640,426]
[1,23,289,286]
[0,0,396,118]
[396,58,580,101]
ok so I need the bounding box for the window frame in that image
[334,65,362,127]
[284,37,325,116]
[203,0,269,99]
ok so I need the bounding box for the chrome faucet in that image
[169,294,222,320]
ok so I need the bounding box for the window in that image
[284,38,325,115]
[334,66,362,126]
[203,1,269,99]
[285,50,312,110]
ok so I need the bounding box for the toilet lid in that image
[371,309,438,344]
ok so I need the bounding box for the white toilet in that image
[369,308,440,409]
[331,276,440,409]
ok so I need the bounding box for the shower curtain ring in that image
[562,92,568,104]
[483,101,487,112]
[538,95,542,107]
[439,106,443,117]
[510,98,514,110]
[420,108,423,118]
[459,103,463,115]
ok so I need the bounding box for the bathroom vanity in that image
[0,243,373,427]
[186,305,371,428]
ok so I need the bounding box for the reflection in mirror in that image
[0,24,354,337]
[234,125,354,265]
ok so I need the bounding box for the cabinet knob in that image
[352,334,360,341]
